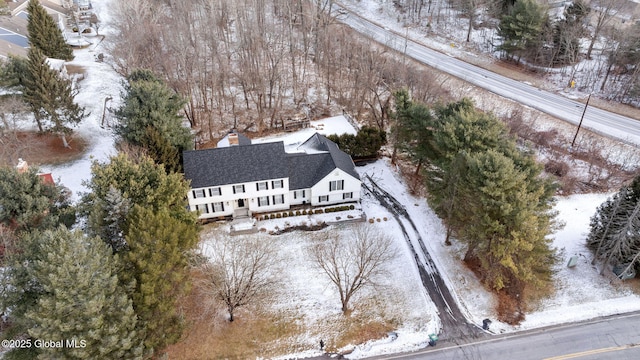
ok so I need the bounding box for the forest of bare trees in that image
[107,0,450,145]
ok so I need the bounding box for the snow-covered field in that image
[25,1,640,359]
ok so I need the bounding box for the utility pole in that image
[571,93,591,147]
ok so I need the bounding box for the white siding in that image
[289,188,311,206]
[187,178,290,219]
[310,169,361,206]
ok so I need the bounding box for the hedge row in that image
[259,204,355,221]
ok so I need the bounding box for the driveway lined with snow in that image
[362,174,487,344]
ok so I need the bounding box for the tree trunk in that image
[61,134,70,149]
[601,61,614,92]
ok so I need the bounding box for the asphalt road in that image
[369,311,640,360]
[334,5,640,145]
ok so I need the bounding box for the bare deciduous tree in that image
[0,95,29,166]
[199,233,280,322]
[309,224,397,315]
[585,0,629,59]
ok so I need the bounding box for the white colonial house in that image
[183,131,361,220]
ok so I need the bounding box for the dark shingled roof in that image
[183,142,288,188]
[298,133,360,181]
[286,153,335,190]
[183,133,359,190]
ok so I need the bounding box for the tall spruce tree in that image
[121,206,198,353]
[23,48,86,146]
[27,0,73,61]
[79,153,198,355]
[460,150,556,292]
[115,69,192,173]
[23,227,143,360]
[587,175,640,274]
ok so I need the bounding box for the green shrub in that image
[270,214,275,219]
[289,211,294,217]
[283,212,288,218]
[276,213,282,218]
[349,205,355,210]
[296,210,301,216]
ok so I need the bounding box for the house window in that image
[294,190,306,199]
[329,180,344,191]
[258,196,270,207]
[195,204,209,214]
[343,192,353,199]
[257,181,268,191]
[209,187,221,196]
[192,189,206,198]
[272,179,284,189]
[273,194,284,205]
[319,195,329,203]
[211,202,224,213]
[233,184,245,194]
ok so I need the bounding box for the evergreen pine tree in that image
[145,126,182,173]
[27,0,73,61]
[121,205,198,353]
[460,150,555,292]
[23,47,87,146]
[0,55,29,89]
[115,69,192,172]
[80,153,194,243]
[498,0,547,62]
[0,166,74,233]
[390,90,436,173]
[22,226,143,360]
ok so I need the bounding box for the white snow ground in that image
[25,1,640,359]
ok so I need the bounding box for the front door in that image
[238,199,245,208]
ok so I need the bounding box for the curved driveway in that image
[335,7,640,145]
